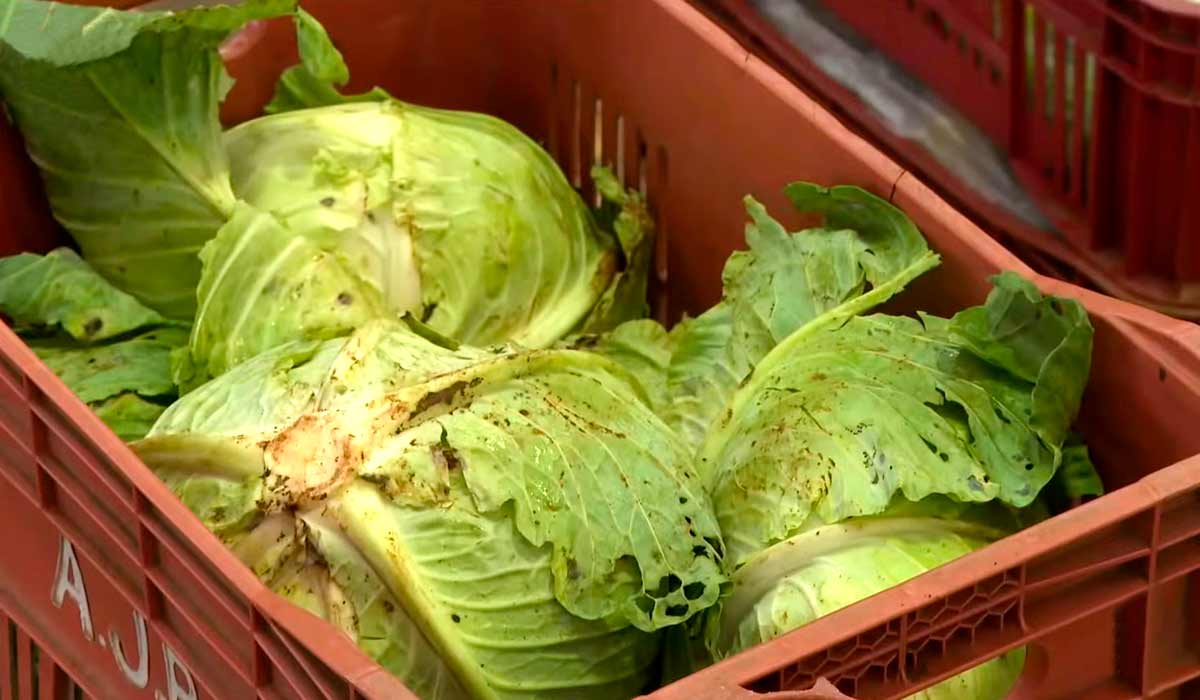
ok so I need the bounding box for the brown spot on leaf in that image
[413,378,481,415]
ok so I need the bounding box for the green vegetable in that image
[650,191,1095,700]
[660,306,737,448]
[210,16,651,354]
[704,272,1094,565]
[220,99,624,349]
[1,1,653,354]
[0,0,296,318]
[713,499,1026,700]
[175,202,389,391]
[135,320,726,699]
[0,248,166,341]
[1042,435,1104,511]
[575,167,656,333]
[0,249,186,440]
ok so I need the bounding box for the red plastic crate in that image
[2,2,1200,699]
[702,0,1200,319]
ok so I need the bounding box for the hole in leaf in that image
[651,574,683,597]
[684,582,707,600]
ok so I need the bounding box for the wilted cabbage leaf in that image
[575,167,656,333]
[0,248,166,341]
[704,272,1094,565]
[663,184,939,449]
[0,0,297,318]
[0,249,187,440]
[135,320,726,699]
[1040,434,1103,511]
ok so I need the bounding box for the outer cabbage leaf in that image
[705,273,1093,566]
[711,502,1024,700]
[29,327,187,404]
[947,270,1092,448]
[0,248,186,440]
[664,185,938,449]
[21,325,186,442]
[91,392,175,443]
[262,7,390,114]
[0,0,296,317]
[561,319,675,412]
[661,306,737,449]
[177,202,389,390]
[0,248,164,341]
[268,512,473,700]
[1042,435,1104,512]
[135,320,726,699]
[727,186,940,368]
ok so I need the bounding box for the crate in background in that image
[705,0,1200,319]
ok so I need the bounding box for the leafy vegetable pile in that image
[0,2,1100,699]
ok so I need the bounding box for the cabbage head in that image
[655,188,1094,700]
[709,499,1027,700]
[134,319,726,700]
[221,99,625,349]
[0,2,648,353]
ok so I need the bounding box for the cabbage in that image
[134,320,727,699]
[0,1,651,353]
[654,188,1095,700]
[559,318,679,414]
[712,499,1027,700]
